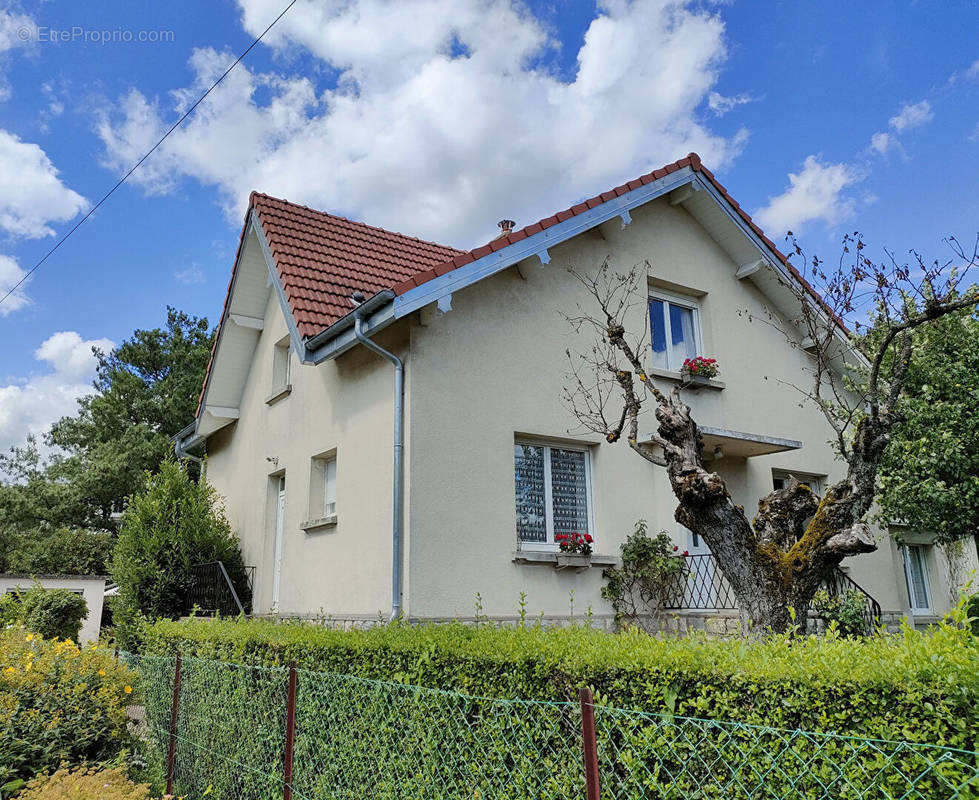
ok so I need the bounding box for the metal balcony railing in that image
[661,553,882,635]
[188,561,255,617]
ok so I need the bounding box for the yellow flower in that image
[25,634,33,642]
[4,666,15,673]
[98,669,106,677]
[123,685,132,694]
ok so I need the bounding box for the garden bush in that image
[138,613,979,799]
[21,587,88,642]
[0,628,136,792]
[111,459,250,648]
[17,767,151,800]
[145,611,979,748]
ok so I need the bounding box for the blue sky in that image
[0,0,977,454]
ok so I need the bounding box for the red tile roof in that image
[251,192,465,339]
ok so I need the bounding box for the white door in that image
[271,475,285,610]
[684,530,720,609]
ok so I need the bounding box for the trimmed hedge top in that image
[144,614,979,751]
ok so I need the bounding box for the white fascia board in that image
[695,178,863,365]
[249,211,308,362]
[391,169,698,320]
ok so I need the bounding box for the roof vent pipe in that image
[351,293,404,621]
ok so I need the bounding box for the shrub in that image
[811,588,870,637]
[18,766,151,800]
[144,611,979,748]
[0,593,22,629]
[139,613,979,799]
[0,629,135,791]
[601,520,689,630]
[111,459,250,648]
[966,593,979,636]
[21,587,88,642]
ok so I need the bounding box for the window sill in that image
[647,367,725,391]
[512,551,619,572]
[265,384,292,405]
[300,514,337,532]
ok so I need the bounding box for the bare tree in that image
[564,236,978,635]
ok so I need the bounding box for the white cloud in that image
[754,155,861,236]
[175,264,206,285]
[0,331,114,461]
[0,129,88,239]
[888,100,933,133]
[0,254,30,315]
[966,59,979,80]
[98,0,748,247]
[869,131,893,155]
[0,8,35,101]
[707,90,754,116]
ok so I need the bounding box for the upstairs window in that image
[514,441,593,550]
[649,290,701,372]
[773,471,823,496]
[273,336,292,390]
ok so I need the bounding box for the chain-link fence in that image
[123,652,979,799]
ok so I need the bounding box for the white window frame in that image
[514,440,596,552]
[273,337,292,390]
[902,544,933,614]
[307,452,338,523]
[322,456,337,518]
[647,288,703,372]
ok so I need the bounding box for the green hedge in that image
[145,614,979,750]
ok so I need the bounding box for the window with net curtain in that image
[649,290,700,371]
[514,442,592,549]
[903,545,932,612]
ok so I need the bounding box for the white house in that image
[176,153,976,632]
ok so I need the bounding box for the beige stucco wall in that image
[403,196,973,622]
[204,195,975,625]
[206,282,403,618]
[0,575,105,643]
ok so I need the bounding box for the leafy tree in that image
[877,307,979,543]
[565,236,977,635]
[0,308,213,535]
[111,460,250,643]
[6,528,113,576]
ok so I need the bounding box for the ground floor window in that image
[902,544,933,613]
[514,441,593,550]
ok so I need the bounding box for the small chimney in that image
[496,219,516,238]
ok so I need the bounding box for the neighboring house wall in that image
[205,281,403,618]
[0,575,106,643]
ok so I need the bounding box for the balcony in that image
[662,553,882,636]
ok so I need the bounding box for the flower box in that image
[555,553,592,571]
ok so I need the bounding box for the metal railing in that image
[661,553,882,635]
[187,561,255,617]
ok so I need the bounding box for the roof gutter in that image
[303,290,396,362]
[173,423,205,474]
[351,300,404,622]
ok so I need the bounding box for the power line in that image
[0,0,299,310]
